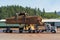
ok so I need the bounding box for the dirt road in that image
[0,33,60,40]
[0,28,60,40]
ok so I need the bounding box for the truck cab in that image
[44,22,57,33]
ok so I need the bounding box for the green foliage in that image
[41,8,45,18]
[44,12,60,19]
[0,5,60,19]
[54,10,57,14]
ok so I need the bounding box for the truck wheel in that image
[3,30,6,33]
[9,30,12,33]
[19,30,23,33]
[19,28,23,33]
[28,30,31,33]
[40,30,44,33]
[5,30,8,33]
[51,30,56,33]
[36,31,39,33]
[35,29,39,33]
[32,30,35,33]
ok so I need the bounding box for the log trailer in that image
[3,12,56,33]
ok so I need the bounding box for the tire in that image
[51,30,56,33]
[32,30,35,33]
[36,31,39,33]
[36,30,40,33]
[19,28,23,33]
[9,30,12,33]
[3,30,12,33]
[19,31,23,33]
[5,30,8,33]
[28,30,31,33]
[40,30,44,33]
[35,28,39,33]
[3,30,6,33]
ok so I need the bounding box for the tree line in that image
[0,5,60,19]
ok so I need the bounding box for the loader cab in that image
[19,12,27,16]
[15,12,27,20]
[16,12,27,16]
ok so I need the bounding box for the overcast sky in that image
[0,0,60,12]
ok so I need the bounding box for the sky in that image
[0,0,60,12]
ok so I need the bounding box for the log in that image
[6,16,42,24]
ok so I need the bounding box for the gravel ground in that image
[0,28,60,40]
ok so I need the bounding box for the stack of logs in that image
[6,16,43,25]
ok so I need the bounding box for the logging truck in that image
[3,12,56,33]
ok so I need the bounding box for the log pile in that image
[6,16,42,24]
